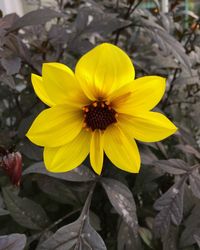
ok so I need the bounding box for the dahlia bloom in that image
[26,43,177,174]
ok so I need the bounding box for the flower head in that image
[26,43,177,174]
[0,147,22,186]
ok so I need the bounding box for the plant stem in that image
[114,0,143,45]
[43,208,81,234]
[162,18,200,109]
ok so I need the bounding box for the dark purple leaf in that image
[74,7,127,35]
[154,177,186,238]
[162,225,179,250]
[189,169,200,199]
[118,221,143,250]
[133,165,162,193]
[19,140,43,161]
[140,145,158,165]
[154,159,188,175]
[1,56,21,75]
[0,13,19,29]
[180,203,200,247]
[101,178,141,248]
[0,233,26,250]
[23,162,96,182]
[37,213,106,249]
[136,16,192,73]
[9,9,64,32]
[36,175,80,205]
[176,144,200,159]
[194,234,200,247]
[5,34,31,62]
[0,74,15,89]
[2,186,49,230]
[0,194,9,216]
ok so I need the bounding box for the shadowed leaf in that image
[37,212,106,250]
[118,221,143,250]
[154,177,186,238]
[194,234,200,247]
[36,175,80,205]
[176,144,200,159]
[180,203,200,247]
[2,186,49,230]
[189,169,200,199]
[162,225,179,250]
[0,194,9,216]
[101,178,141,248]
[154,159,188,175]
[23,162,96,182]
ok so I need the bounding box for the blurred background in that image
[1,0,200,16]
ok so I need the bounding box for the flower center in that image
[82,101,117,131]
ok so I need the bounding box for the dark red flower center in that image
[83,101,117,131]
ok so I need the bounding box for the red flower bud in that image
[1,151,22,186]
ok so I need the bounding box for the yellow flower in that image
[26,43,177,175]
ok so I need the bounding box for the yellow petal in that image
[111,76,166,114]
[26,105,83,147]
[31,74,55,106]
[75,43,135,100]
[118,112,177,142]
[42,63,88,107]
[90,130,104,175]
[44,130,91,172]
[103,125,140,173]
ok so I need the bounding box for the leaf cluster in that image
[0,0,200,249]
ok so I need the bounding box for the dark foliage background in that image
[0,0,200,249]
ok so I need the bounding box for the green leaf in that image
[2,186,49,230]
[139,227,153,248]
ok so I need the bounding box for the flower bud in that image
[1,151,22,186]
